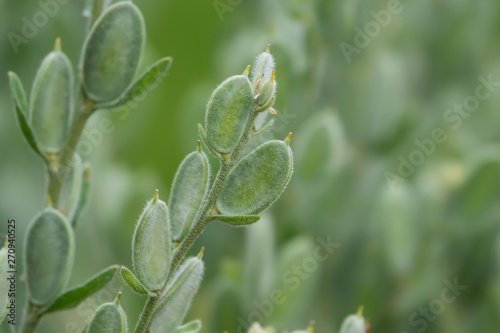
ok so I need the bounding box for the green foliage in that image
[217,138,293,215]
[169,145,210,241]
[132,190,172,291]
[82,1,145,102]
[29,38,73,153]
[83,292,127,333]
[24,208,75,306]
[43,265,119,314]
[149,256,204,333]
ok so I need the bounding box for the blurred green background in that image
[1,0,500,332]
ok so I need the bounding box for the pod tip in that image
[284,132,292,145]
[266,44,271,53]
[198,247,205,259]
[54,37,61,51]
[270,69,275,82]
[114,291,122,304]
[197,140,202,152]
[153,189,159,203]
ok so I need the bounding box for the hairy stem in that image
[21,302,41,333]
[133,111,259,332]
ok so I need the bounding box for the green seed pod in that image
[256,69,276,108]
[120,266,150,296]
[149,254,204,333]
[29,38,73,153]
[0,237,9,322]
[216,136,293,215]
[132,190,171,291]
[59,154,83,221]
[205,75,254,154]
[85,292,127,333]
[174,319,202,333]
[339,308,367,333]
[251,45,275,89]
[25,208,75,305]
[169,143,210,241]
[82,1,145,102]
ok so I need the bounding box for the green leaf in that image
[25,208,75,306]
[71,162,92,227]
[216,138,293,215]
[82,1,146,102]
[43,265,118,314]
[96,57,172,109]
[8,72,47,162]
[169,145,210,241]
[0,237,9,323]
[149,256,204,333]
[84,292,127,333]
[216,215,261,226]
[120,266,150,296]
[29,38,74,153]
[174,319,202,333]
[132,190,172,291]
[205,75,255,154]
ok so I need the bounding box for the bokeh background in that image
[1,0,500,332]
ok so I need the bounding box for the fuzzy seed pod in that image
[132,190,171,291]
[82,1,145,102]
[84,292,127,333]
[29,38,73,153]
[339,308,367,333]
[251,45,275,88]
[25,208,75,305]
[169,145,210,241]
[0,237,9,322]
[256,78,276,108]
[205,75,255,154]
[149,255,204,333]
[217,137,293,215]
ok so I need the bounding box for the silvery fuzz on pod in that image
[149,254,204,333]
[82,1,145,102]
[339,308,368,333]
[217,135,293,216]
[24,208,75,305]
[169,142,210,241]
[29,38,73,153]
[204,74,255,154]
[83,292,127,333]
[132,190,171,291]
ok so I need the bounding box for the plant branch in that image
[21,302,41,333]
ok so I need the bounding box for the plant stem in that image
[21,302,40,333]
[133,111,259,333]
[47,97,94,207]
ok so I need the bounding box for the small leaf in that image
[174,319,202,333]
[82,1,146,102]
[59,154,83,221]
[96,57,172,109]
[71,162,92,227]
[84,292,127,333]
[149,256,204,333]
[120,266,150,296]
[217,139,293,215]
[205,75,255,154]
[132,190,172,291]
[43,265,118,314]
[8,72,47,161]
[0,237,9,322]
[169,146,210,241]
[216,215,260,226]
[29,38,74,153]
[25,208,75,305]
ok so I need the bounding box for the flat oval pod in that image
[85,293,127,333]
[132,191,171,291]
[82,1,145,102]
[205,75,254,154]
[0,237,9,322]
[169,148,210,241]
[217,139,293,215]
[25,208,75,305]
[29,39,73,153]
[149,257,204,333]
